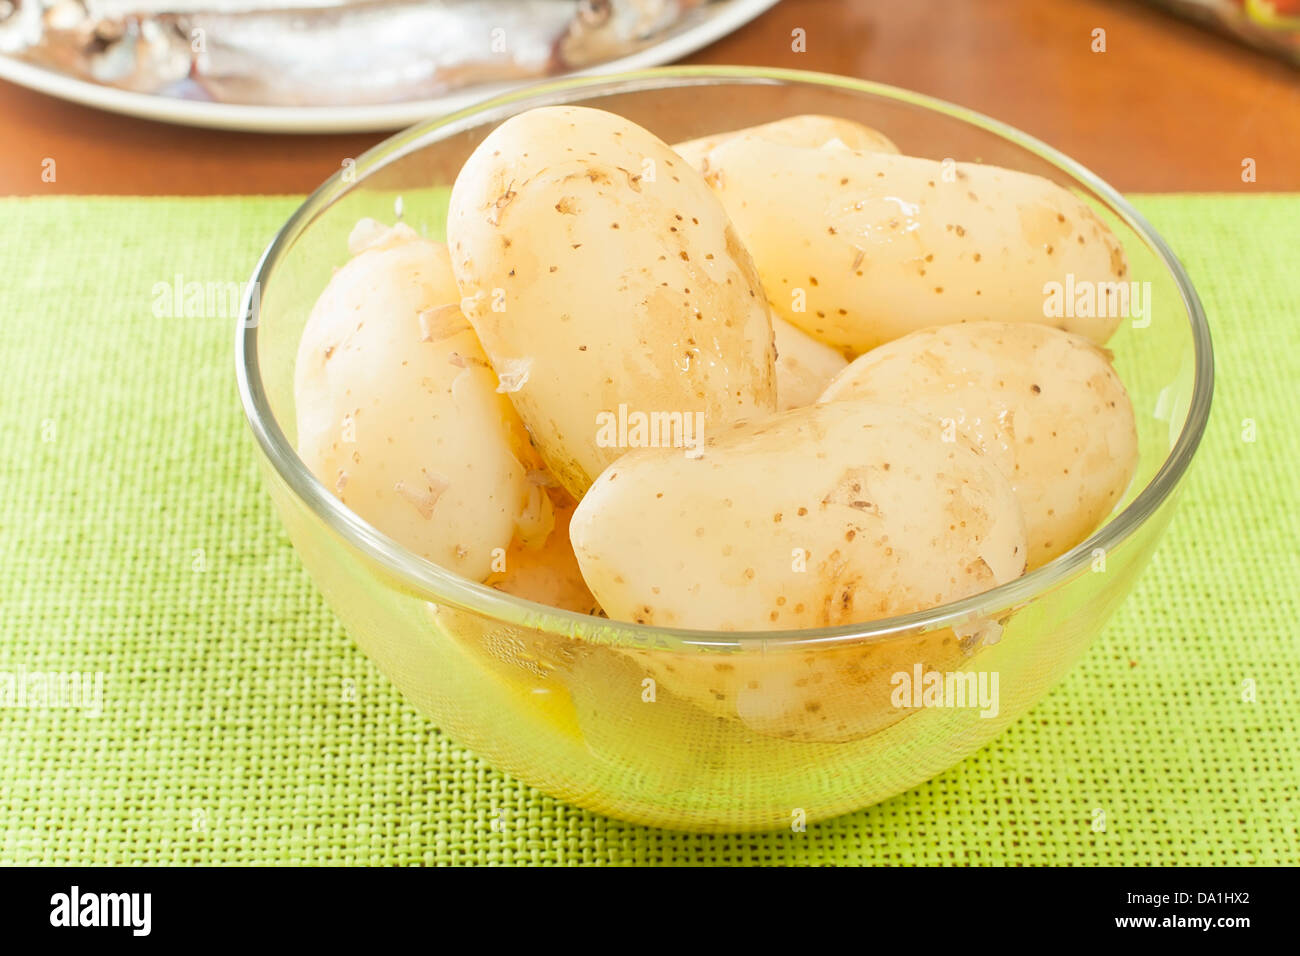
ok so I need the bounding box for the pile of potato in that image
[295,107,1138,635]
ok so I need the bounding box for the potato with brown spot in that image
[447,105,777,498]
[699,136,1130,353]
[570,401,1027,630]
[820,321,1138,567]
[618,624,975,743]
[294,223,546,581]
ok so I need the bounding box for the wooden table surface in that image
[1,0,1295,196]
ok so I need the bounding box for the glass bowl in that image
[235,67,1213,832]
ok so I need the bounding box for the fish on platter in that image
[0,0,709,105]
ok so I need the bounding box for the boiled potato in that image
[294,225,549,581]
[671,113,899,170]
[346,217,422,255]
[701,136,1129,353]
[821,321,1137,568]
[486,494,602,616]
[618,622,976,743]
[772,314,849,410]
[570,401,1027,631]
[446,105,777,499]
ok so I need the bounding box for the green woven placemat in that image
[0,195,1295,866]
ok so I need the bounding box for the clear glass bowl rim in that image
[235,65,1214,651]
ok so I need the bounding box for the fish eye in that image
[578,0,613,28]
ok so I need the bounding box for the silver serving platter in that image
[0,0,779,132]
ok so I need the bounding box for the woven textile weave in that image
[0,195,1295,865]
